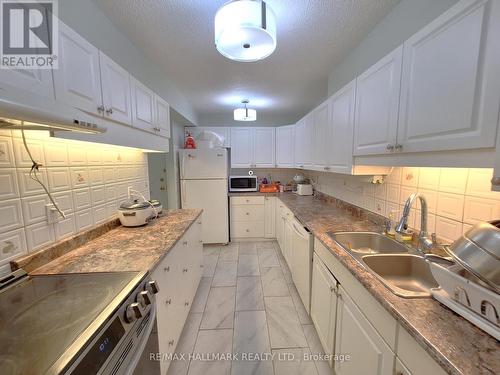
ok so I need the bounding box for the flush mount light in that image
[234,100,257,121]
[215,0,277,62]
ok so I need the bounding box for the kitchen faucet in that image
[396,193,434,253]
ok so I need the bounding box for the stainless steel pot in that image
[445,221,500,293]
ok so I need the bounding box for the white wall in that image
[59,0,197,125]
[0,130,150,273]
[327,0,458,95]
[306,168,500,243]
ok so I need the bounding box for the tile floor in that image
[166,241,332,375]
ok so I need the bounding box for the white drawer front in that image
[231,196,265,205]
[231,204,265,222]
[231,221,265,238]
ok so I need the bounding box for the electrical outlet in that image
[45,204,59,224]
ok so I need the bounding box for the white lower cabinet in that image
[310,253,338,367]
[230,196,275,239]
[151,220,202,375]
[264,196,276,238]
[334,285,395,375]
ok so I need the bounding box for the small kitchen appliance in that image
[229,175,259,192]
[296,184,313,196]
[118,200,154,227]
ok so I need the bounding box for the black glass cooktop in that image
[0,272,139,375]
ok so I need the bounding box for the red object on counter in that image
[184,132,196,149]
[259,183,279,193]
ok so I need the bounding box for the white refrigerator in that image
[179,148,229,244]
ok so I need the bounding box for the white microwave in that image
[229,176,258,192]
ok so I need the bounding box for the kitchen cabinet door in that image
[312,101,330,171]
[294,119,305,168]
[329,80,357,174]
[130,76,156,133]
[253,127,276,167]
[353,46,402,156]
[276,125,295,168]
[54,22,103,116]
[230,127,254,168]
[335,286,394,375]
[311,254,338,367]
[397,0,500,153]
[99,52,132,125]
[0,68,54,99]
[264,196,276,238]
[303,114,314,168]
[155,95,171,138]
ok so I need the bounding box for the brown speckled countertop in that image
[28,209,202,275]
[273,193,499,375]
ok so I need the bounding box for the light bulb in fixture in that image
[215,0,277,62]
[234,100,257,121]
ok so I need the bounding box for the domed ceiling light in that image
[215,0,277,62]
[234,100,257,121]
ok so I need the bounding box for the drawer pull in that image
[246,229,250,233]
[199,240,203,243]
[183,268,188,273]
[168,340,175,346]
[185,301,190,306]
[246,212,250,215]
[183,241,188,246]
[197,221,202,224]
[166,298,172,305]
[164,266,170,272]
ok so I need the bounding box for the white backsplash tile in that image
[0,168,19,199]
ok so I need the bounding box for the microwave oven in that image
[229,175,258,192]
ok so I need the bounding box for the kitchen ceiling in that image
[93,0,400,124]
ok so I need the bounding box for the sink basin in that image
[361,254,439,298]
[329,232,408,254]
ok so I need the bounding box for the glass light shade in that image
[234,107,257,121]
[215,0,277,62]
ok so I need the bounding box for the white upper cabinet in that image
[353,46,403,156]
[303,114,314,168]
[253,128,276,167]
[294,119,305,168]
[0,68,54,99]
[328,80,357,174]
[230,127,275,168]
[99,52,132,125]
[130,76,156,133]
[155,95,171,139]
[397,0,500,153]
[230,127,254,168]
[275,125,295,168]
[312,101,330,171]
[54,23,103,116]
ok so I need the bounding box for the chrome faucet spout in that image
[396,192,433,252]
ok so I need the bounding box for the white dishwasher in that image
[290,217,314,314]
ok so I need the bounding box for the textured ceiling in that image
[93,0,400,124]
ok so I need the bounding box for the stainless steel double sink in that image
[328,232,440,298]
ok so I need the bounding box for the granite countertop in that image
[28,209,202,275]
[276,193,499,375]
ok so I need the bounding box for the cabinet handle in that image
[324,167,330,171]
[168,340,175,346]
[183,241,188,245]
[246,212,250,215]
[185,301,190,306]
[164,266,170,272]
[166,298,172,305]
[183,268,188,273]
[395,144,403,151]
[386,144,395,151]
[246,229,250,232]
[97,105,105,113]
[105,107,113,115]
[199,240,203,243]
[491,177,500,186]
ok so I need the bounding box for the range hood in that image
[0,90,106,134]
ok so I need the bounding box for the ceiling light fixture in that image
[215,0,277,62]
[234,100,257,121]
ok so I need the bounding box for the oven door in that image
[229,176,258,191]
[130,317,160,375]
